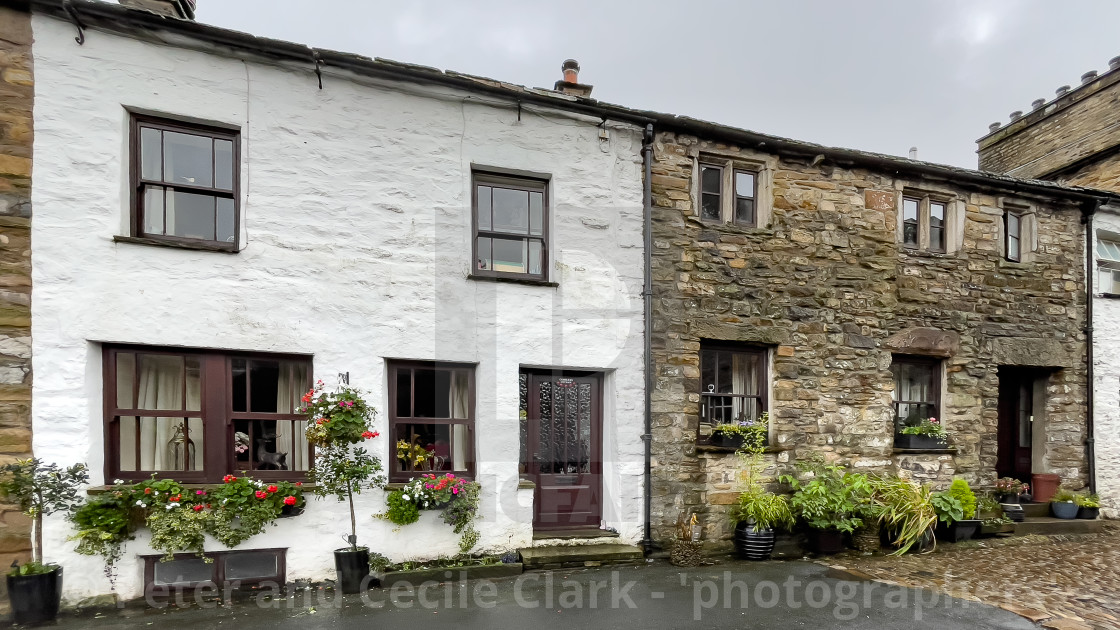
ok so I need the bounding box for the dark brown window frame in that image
[387,360,476,482]
[471,172,549,282]
[103,344,312,484]
[1005,210,1022,262]
[890,355,941,433]
[129,114,241,252]
[697,342,769,444]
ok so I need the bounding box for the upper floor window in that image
[473,173,548,281]
[699,162,759,227]
[104,346,311,483]
[1005,210,1022,262]
[890,356,940,433]
[1097,237,1120,294]
[901,195,946,253]
[697,343,768,443]
[387,361,475,482]
[130,115,240,250]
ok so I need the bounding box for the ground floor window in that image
[387,360,475,482]
[890,355,941,432]
[698,343,768,443]
[104,345,312,483]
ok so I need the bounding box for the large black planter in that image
[1077,506,1100,520]
[334,548,371,594]
[893,434,947,450]
[733,522,776,561]
[935,519,980,543]
[7,565,63,625]
[806,528,845,555]
[710,433,745,449]
[1051,502,1078,520]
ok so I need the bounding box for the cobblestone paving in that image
[835,526,1120,630]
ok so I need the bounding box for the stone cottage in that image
[978,55,1120,518]
[647,125,1112,545]
[13,0,649,602]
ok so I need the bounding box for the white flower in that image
[402,494,410,501]
[153,490,159,496]
[135,501,145,507]
[114,479,125,485]
[165,504,174,510]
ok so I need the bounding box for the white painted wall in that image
[29,14,646,601]
[1094,209,1120,518]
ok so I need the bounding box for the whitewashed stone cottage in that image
[20,0,648,601]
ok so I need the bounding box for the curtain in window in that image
[119,355,203,471]
[449,371,469,471]
[732,353,760,423]
[274,362,310,471]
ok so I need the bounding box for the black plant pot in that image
[711,433,745,449]
[7,565,63,625]
[334,548,371,594]
[995,493,1021,504]
[1077,507,1100,520]
[1051,502,1078,519]
[893,434,947,450]
[279,504,305,518]
[935,519,981,543]
[806,528,846,555]
[1001,503,1025,522]
[733,521,776,561]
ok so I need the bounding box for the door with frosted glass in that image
[524,371,602,530]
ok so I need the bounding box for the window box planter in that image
[935,519,981,543]
[374,561,523,589]
[278,504,305,518]
[709,432,745,450]
[7,565,63,625]
[893,434,947,450]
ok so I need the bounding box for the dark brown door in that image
[525,371,602,530]
[997,368,1034,481]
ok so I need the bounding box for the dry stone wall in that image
[650,131,1089,545]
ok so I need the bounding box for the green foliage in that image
[1074,492,1100,508]
[1052,489,1077,503]
[301,381,378,447]
[69,493,135,586]
[0,458,88,564]
[730,488,794,531]
[977,494,1003,515]
[947,479,977,520]
[383,490,420,526]
[931,492,964,525]
[148,506,211,562]
[867,475,938,555]
[982,514,1012,527]
[7,561,56,577]
[458,527,480,554]
[899,419,948,441]
[779,457,865,534]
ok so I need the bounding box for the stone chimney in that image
[554,59,593,98]
[118,0,196,20]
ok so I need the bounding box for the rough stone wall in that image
[650,131,1088,544]
[1093,210,1120,518]
[0,5,33,611]
[1061,152,1120,194]
[978,72,1120,178]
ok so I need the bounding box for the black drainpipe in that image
[641,123,655,554]
[1084,199,1103,493]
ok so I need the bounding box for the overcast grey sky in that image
[195,0,1120,169]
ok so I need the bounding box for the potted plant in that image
[0,459,88,624]
[1074,492,1100,520]
[303,380,385,594]
[1050,489,1078,519]
[669,512,703,567]
[994,477,1030,504]
[867,475,937,555]
[894,417,948,450]
[727,413,791,560]
[780,457,865,555]
[850,480,884,553]
[976,495,1014,536]
[710,414,764,449]
[933,480,979,542]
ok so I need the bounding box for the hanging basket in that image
[669,539,703,567]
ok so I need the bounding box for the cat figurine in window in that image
[256,439,288,470]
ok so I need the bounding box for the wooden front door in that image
[525,371,602,530]
[997,368,1035,481]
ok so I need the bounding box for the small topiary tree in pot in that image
[303,380,385,593]
[0,458,88,624]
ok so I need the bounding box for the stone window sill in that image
[114,235,239,254]
[695,444,784,455]
[892,447,957,455]
[466,274,558,288]
[998,259,1033,270]
[899,247,959,259]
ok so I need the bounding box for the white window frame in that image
[1097,235,1120,294]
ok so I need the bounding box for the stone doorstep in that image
[1012,517,1104,537]
[532,528,620,541]
[518,544,644,570]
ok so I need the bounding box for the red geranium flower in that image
[144,488,152,495]
[361,431,379,440]
[295,482,303,487]
[267,485,279,493]
[255,490,268,499]
[283,496,297,506]
[193,505,204,512]
[223,474,237,483]
[169,495,181,503]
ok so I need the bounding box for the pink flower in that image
[447,473,455,479]
[452,487,459,495]
[195,490,206,496]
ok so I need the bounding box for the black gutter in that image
[1084,200,1103,493]
[13,0,1120,209]
[640,124,654,555]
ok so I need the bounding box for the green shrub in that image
[383,490,420,526]
[1052,489,1077,503]
[1074,492,1100,508]
[730,488,794,531]
[946,479,977,520]
[779,458,866,534]
[931,492,964,525]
